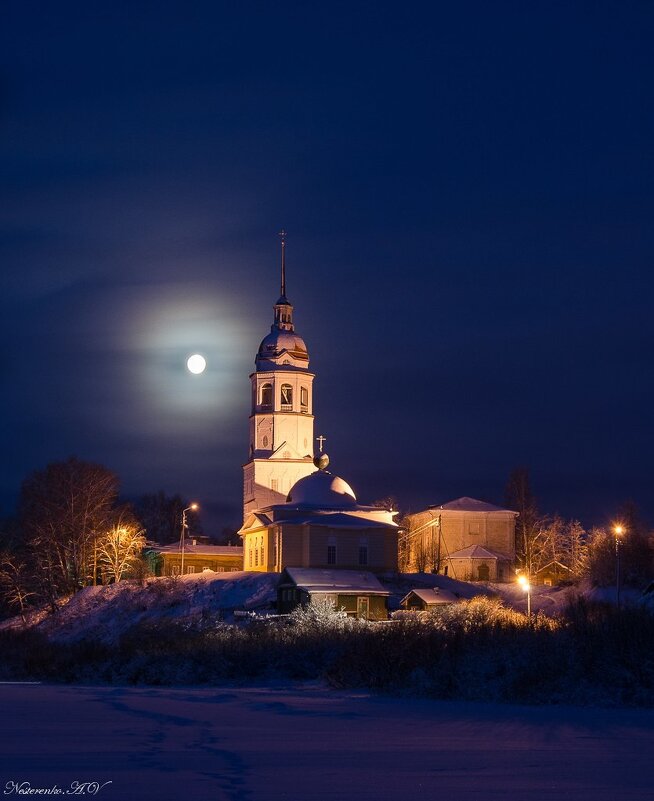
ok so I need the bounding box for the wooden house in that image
[156,540,243,576]
[533,560,571,586]
[277,567,390,620]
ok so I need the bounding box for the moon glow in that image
[186,354,207,374]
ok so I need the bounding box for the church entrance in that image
[477,563,490,581]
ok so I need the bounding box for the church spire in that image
[279,228,287,299]
[273,229,293,331]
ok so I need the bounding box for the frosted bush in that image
[289,597,352,629]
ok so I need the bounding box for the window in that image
[271,478,279,492]
[255,548,259,567]
[263,435,269,448]
[215,567,225,573]
[300,386,308,410]
[281,383,293,410]
[260,383,272,407]
[171,565,180,576]
[327,545,337,565]
[249,550,253,568]
[358,546,368,566]
[186,565,195,574]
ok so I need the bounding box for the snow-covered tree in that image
[96,516,146,583]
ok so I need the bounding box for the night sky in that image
[1,2,653,532]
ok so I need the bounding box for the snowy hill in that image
[28,572,279,644]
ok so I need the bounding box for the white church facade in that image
[242,234,316,518]
[239,235,398,575]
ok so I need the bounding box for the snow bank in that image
[35,572,279,644]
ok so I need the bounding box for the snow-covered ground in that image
[1,683,652,801]
[8,572,280,643]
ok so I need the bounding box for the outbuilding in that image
[400,588,459,611]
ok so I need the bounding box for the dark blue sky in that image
[1,1,652,531]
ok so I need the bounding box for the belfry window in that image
[300,386,308,411]
[260,383,272,408]
[281,384,293,410]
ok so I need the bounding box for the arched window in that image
[300,386,309,411]
[262,435,268,448]
[260,383,272,407]
[280,384,293,410]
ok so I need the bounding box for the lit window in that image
[281,384,293,409]
[271,478,278,492]
[260,383,272,407]
[186,565,195,574]
[327,545,337,565]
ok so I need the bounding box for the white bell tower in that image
[242,232,316,521]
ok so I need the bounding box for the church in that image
[238,235,398,574]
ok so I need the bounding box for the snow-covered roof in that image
[401,588,459,605]
[286,469,357,507]
[273,512,396,529]
[156,543,243,556]
[280,568,389,595]
[447,544,510,560]
[429,497,517,514]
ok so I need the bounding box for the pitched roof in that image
[273,512,396,529]
[156,543,243,556]
[429,496,517,514]
[401,588,459,605]
[280,568,389,595]
[447,544,510,560]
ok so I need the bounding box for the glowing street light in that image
[613,523,626,609]
[180,503,199,576]
[517,573,531,618]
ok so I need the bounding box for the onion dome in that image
[286,456,357,508]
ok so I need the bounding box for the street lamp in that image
[613,524,625,609]
[180,503,199,576]
[517,573,531,618]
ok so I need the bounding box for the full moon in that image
[186,354,207,374]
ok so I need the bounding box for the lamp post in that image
[614,524,625,609]
[517,573,531,618]
[180,503,199,576]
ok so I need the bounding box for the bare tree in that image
[19,457,119,597]
[505,467,541,576]
[96,512,146,583]
[0,552,35,624]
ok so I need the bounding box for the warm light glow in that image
[186,354,207,374]
[613,524,625,537]
[517,575,530,590]
[190,503,199,511]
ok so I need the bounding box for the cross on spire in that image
[316,434,327,453]
[278,229,287,298]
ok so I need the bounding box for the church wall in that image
[403,509,516,576]
[306,526,396,572]
[486,517,516,557]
